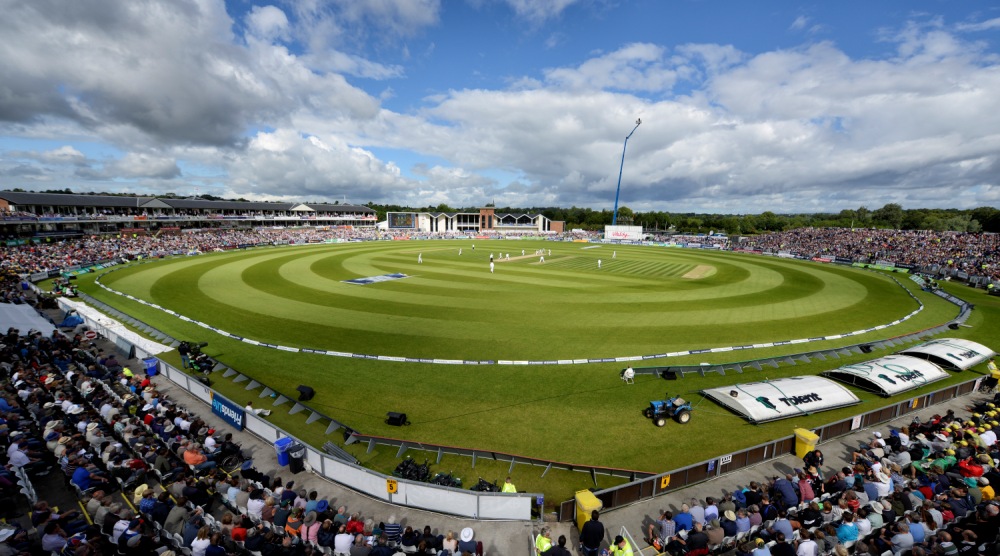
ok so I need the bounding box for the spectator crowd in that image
[746,229,999,282]
[0,288,489,555]
[639,401,1000,556]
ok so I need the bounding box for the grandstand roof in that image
[0,191,153,208]
[306,202,372,213]
[160,198,292,211]
[0,191,374,214]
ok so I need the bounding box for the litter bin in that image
[574,489,603,532]
[274,437,294,467]
[288,442,306,474]
[142,357,159,377]
[794,428,819,459]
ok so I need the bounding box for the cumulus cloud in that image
[246,5,291,42]
[543,43,677,92]
[225,128,411,202]
[1,1,999,213]
[107,153,182,179]
[0,0,381,147]
[10,146,88,166]
[385,24,1000,212]
[290,0,439,75]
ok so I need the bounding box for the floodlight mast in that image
[612,118,642,226]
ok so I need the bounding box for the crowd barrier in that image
[53,298,538,521]
[346,431,652,481]
[557,375,982,521]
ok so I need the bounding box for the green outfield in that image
[96,241,919,360]
[72,240,996,502]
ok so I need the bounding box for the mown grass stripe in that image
[108,240,918,360]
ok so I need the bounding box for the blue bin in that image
[143,358,159,377]
[274,437,294,466]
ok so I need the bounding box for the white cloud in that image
[790,15,809,31]
[246,5,290,42]
[225,128,411,202]
[0,0,382,147]
[502,0,581,22]
[290,0,440,69]
[544,43,677,92]
[956,17,1000,33]
[16,146,89,166]
[107,153,181,179]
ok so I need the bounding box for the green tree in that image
[855,206,871,225]
[971,207,1000,233]
[615,206,634,224]
[901,209,927,230]
[872,203,904,229]
[759,211,783,231]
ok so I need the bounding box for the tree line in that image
[365,202,1000,235]
[13,191,997,234]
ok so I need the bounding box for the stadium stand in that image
[0,291,489,555]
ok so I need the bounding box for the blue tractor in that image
[644,394,693,426]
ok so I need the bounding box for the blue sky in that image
[0,0,998,213]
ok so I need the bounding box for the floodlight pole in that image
[612,118,642,226]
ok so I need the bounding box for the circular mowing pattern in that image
[98,241,919,361]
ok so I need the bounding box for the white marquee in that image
[822,355,949,397]
[899,338,995,371]
[702,376,861,424]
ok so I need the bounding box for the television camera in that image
[182,341,214,374]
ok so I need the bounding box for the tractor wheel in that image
[655,417,666,427]
[644,408,653,418]
[675,410,691,424]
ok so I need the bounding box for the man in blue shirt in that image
[773,474,799,509]
[768,510,793,540]
[71,465,94,490]
[71,464,111,492]
[674,504,693,532]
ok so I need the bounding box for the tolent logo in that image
[777,393,822,407]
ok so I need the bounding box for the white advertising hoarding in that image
[604,225,643,241]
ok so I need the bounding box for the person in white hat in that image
[457,527,476,554]
[866,501,884,529]
[852,431,887,465]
